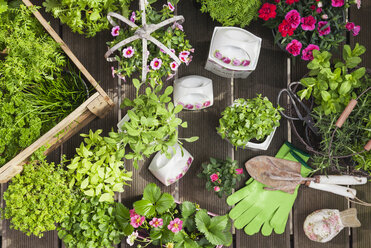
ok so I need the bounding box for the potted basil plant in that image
[217,95,283,150]
[109,79,198,168]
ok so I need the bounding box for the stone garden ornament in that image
[104,0,184,82]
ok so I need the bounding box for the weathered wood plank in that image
[233,19,290,248]
[349,2,371,248]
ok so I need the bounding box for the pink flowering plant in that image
[114,183,232,247]
[198,157,244,198]
[259,0,361,60]
[107,0,193,82]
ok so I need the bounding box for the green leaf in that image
[81,178,89,189]
[184,136,199,142]
[84,189,95,197]
[133,200,155,217]
[155,193,174,214]
[320,91,331,102]
[99,193,113,202]
[89,11,100,21]
[174,104,183,113]
[132,78,142,91]
[181,201,196,219]
[150,228,162,240]
[143,183,161,203]
[339,81,352,95]
[209,216,228,231]
[195,210,210,233]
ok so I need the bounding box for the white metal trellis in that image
[104,0,184,83]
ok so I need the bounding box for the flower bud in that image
[321,14,328,19]
[317,1,323,7]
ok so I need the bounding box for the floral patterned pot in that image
[148,143,193,186]
[205,27,261,78]
[173,75,213,110]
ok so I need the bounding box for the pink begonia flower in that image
[168,218,183,233]
[111,67,116,78]
[346,22,355,31]
[130,215,145,228]
[321,14,328,19]
[232,59,241,66]
[185,104,193,110]
[149,218,163,228]
[170,61,179,71]
[241,60,251,66]
[203,101,211,107]
[317,21,331,36]
[222,57,231,64]
[150,58,162,70]
[214,50,222,59]
[301,44,320,61]
[214,186,221,192]
[236,168,243,175]
[352,25,361,36]
[167,2,175,11]
[301,16,316,31]
[172,22,184,31]
[210,173,219,182]
[130,12,136,23]
[111,26,120,36]
[331,0,344,7]
[187,157,193,165]
[285,10,301,29]
[316,7,322,13]
[286,39,302,57]
[123,46,134,58]
[129,209,137,217]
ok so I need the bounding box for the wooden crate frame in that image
[0,0,115,183]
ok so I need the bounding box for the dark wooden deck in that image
[1,1,371,247]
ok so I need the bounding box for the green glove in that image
[227,142,312,236]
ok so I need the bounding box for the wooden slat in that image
[233,19,290,248]
[176,0,233,218]
[349,2,371,248]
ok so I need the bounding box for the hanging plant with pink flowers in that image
[259,0,361,60]
[106,0,193,83]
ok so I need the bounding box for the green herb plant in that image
[58,196,123,248]
[298,44,366,115]
[67,129,132,202]
[114,183,233,247]
[217,95,283,149]
[108,79,198,168]
[198,0,261,28]
[2,151,73,238]
[43,0,132,37]
[198,157,244,198]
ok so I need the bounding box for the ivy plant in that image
[298,43,366,115]
[198,0,261,28]
[217,95,283,148]
[67,129,132,202]
[43,0,132,37]
[108,79,198,168]
[2,151,73,237]
[58,196,123,248]
[115,183,233,247]
[198,157,244,198]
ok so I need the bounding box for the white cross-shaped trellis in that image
[104,0,184,83]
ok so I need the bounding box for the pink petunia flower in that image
[187,157,193,165]
[301,16,316,31]
[222,57,231,64]
[232,59,241,66]
[130,12,136,23]
[241,60,251,66]
[301,44,320,61]
[179,55,188,63]
[172,22,183,31]
[171,49,176,54]
[179,51,190,57]
[286,39,302,57]
[346,22,355,31]
[317,21,331,36]
[167,2,175,11]
[203,101,211,107]
[123,46,135,58]
[111,67,116,78]
[117,74,126,82]
[210,173,219,182]
[214,186,220,192]
[111,26,120,36]
[352,25,361,36]
[185,56,193,66]
[130,215,145,228]
[150,58,162,70]
[236,168,243,175]
[331,0,344,7]
[168,218,183,233]
[149,218,163,228]
[170,61,179,71]
[285,10,301,29]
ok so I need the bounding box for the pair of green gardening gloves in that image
[227,142,312,236]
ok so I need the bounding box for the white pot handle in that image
[308,182,357,199]
[317,175,367,185]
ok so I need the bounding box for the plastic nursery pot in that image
[148,143,193,186]
[173,75,214,110]
[205,27,262,79]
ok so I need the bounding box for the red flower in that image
[310,5,316,10]
[301,16,316,31]
[286,0,299,4]
[332,0,345,7]
[278,20,295,37]
[286,39,302,57]
[258,3,277,21]
[285,9,301,29]
[301,44,320,61]
[345,22,355,31]
[275,0,280,2]
[317,21,331,36]
[316,7,322,13]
